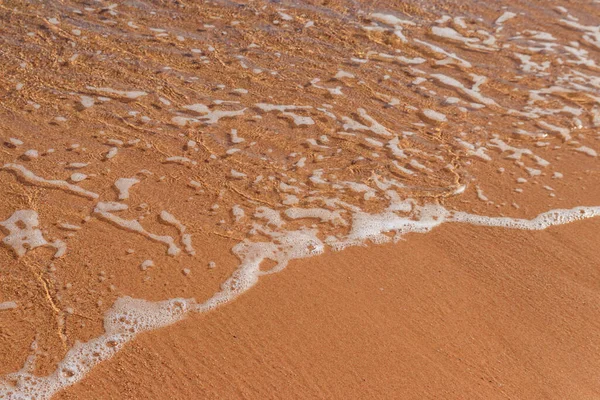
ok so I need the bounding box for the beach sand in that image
[1,0,600,398]
[55,216,600,399]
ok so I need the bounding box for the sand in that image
[55,218,600,399]
[53,170,600,399]
[1,0,600,398]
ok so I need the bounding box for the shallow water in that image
[0,0,599,398]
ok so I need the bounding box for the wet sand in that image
[1,0,600,398]
[55,218,600,399]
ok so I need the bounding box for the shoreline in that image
[1,0,599,398]
[55,217,600,399]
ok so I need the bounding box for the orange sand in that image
[1,0,600,398]
[56,218,600,399]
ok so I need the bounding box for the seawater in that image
[1,0,599,398]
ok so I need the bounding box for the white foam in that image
[229,129,245,144]
[574,146,597,157]
[105,147,118,160]
[232,205,245,222]
[181,234,194,255]
[341,181,377,200]
[488,138,549,167]
[392,160,415,175]
[334,205,448,248]
[58,223,81,231]
[140,259,154,270]
[7,4,600,398]
[114,178,140,200]
[295,157,307,168]
[414,39,472,68]
[180,104,246,124]
[455,139,491,161]
[476,186,489,202]
[7,138,23,147]
[452,207,600,230]
[164,156,196,165]
[199,228,324,311]
[421,109,447,123]
[254,207,284,228]
[69,173,87,183]
[342,108,393,137]
[311,78,344,96]
[369,12,415,27]
[409,159,432,172]
[256,103,314,126]
[515,53,550,74]
[495,11,516,25]
[230,169,246,179]
[333,203,600,250]
[283,195,299,205]
[0,210,65,258]
[387,137,407,159]
[334,70,355,79]
[432,26,479,45]
[0,301,17,311]
[430,74,497,106]
[67,163,88,169]
[284,207,346,226]
[2,164,99,199]
[525,167,541,177]
[278,11,293,21]
[0,297,191,400]
[94,202,180,256]
[86,86,147,99]
[395,55,426,65]
[22,150,39,160]
[280,182,302,193]
[159,211,195,255]
[80,96,95,108]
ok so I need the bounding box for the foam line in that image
[2,205,600,399]
[2,164,99,200]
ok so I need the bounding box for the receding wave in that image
[1,0,599,398]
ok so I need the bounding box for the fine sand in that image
[55,216,600,399]
[1,0,600,398]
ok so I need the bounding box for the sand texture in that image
[0,0,599,398]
